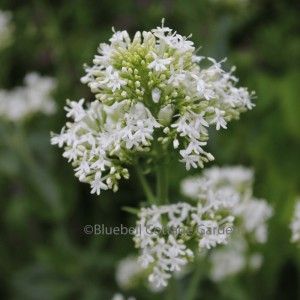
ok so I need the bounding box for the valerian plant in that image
[181,166,273,282]
[0,73,56,122]
[51,21,254,197]
[51,21,257,298]
[0,71,58,212]
[114,166,272,292]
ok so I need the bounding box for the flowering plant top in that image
[51,21,254,195]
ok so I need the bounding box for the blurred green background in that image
[0,0,299,299]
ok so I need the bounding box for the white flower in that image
[290,199,300,244]
[181,166,253,200]
[0,73,56,122]
[151,88,161,103]
[103,66,127,92]
[209,234,264,282]
[53,21,254,194]
[65,98,85,122]
[173,139,179,149]
[134,199,234,289]
[148,52,172,72]
[211,108,227,130]
[90,174,108,195]
[179,151,199,171]
[209,235,247,281]
[111,293,136,300]
[181,166,272,243]
[236,198,273,243]
[194,77,215,100]
[78,21,253,171]
[181,166,272,282]
[51,100,160,195]
[116,256,142,290]
[204,166,253,187]
[149,266,171,288]
[109,30,130,46]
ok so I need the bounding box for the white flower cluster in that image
[290,199,300,244]
[209,234,263,281]
[51,100,159,194]
[0,10,13,50]
[111,293,136,300]
[115,255,163,293]
[52,21,253,195]
[133,199,235,288]
[181,166,272,281]
[181,166,273,243]
[0,73,56,122]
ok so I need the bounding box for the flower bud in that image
[173,139,179,149]
[158,104,174,126]
[151,88,161,103]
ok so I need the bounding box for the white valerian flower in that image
[111,293,136,300]
[151,88,161,103]
[52,21,253,194]
[0,73,56,122]
[181,166,272,281]
[209,234,263,281]
[209,235,247,281]
[134,197,235,289]
[51,100,158,195]
[181,166,273,243]
[0,10,13,50]
[290,199,300,244]
[148,52,172,72]
[236,198,273,243]
[115,255,165,293]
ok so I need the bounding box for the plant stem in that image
[166,277,178,300]
[186,260,202,300]
[156,160,168,204]
[135,163,156,204]
[9,124,62,218]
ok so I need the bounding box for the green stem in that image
[156,160,169,204]
[9,124,62,218]
[13,124,36,166]
[186,261,202,300]
[135,163,156,204]
[166,277,178,300]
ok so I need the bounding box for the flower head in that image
[133,199,235,288]
[209,234,263,281]
[52,21,253,195]
[0,73,56,122]
[181,166,273,243]
[181,166,272,281]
